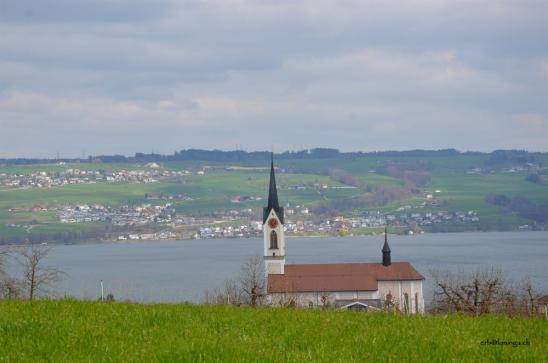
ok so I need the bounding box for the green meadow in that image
[0,300,545,362]
[1,154,547,241]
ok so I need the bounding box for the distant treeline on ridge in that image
[0,148,545,166]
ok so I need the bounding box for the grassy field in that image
[0,300,545,362]
[1,154,547,241]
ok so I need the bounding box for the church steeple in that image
[267,154,280,212]
[263,154,284,224]
[382,227,391,266]
[263,154,285,277]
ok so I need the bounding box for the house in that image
[537,295,548,318]
[263,156,425,313]
[30,204,46,212]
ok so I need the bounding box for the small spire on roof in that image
[382,226,391,266]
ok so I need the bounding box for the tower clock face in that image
[268,218,278,228]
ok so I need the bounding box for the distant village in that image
[0,163,200,189]
[11,199,482,241]
[2,161,486,242]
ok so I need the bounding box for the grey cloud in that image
[0,0,177,24]
[0,0,547,156]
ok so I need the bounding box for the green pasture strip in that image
[0,300,545,362]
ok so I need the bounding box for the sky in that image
[0,0,547,158]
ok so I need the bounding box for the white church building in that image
[263,157,425,313]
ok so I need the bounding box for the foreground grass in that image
[0,300,546,362]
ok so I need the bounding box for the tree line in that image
[4,148,546,166]
[431,267,546,318]
[485,193,548,224]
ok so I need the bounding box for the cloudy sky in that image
[1,0,547,157]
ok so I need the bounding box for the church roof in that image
[263,154,284,224]
[267,262,424,293]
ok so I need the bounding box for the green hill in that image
[0,300,545,362]
[1,152,547,243]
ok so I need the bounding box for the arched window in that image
[270,230,278,249]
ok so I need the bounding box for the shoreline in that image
[4,229,544,246]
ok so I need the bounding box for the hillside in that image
[0,300,545,362]
[1,150,547,243]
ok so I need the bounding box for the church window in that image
[270,230,278,249]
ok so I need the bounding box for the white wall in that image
[377,280,424,313]
[268,279,424,313]
[263,209,285,257]
[264,209,285,276]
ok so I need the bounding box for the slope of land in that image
[0,300,545,362]
[1,151,547,243]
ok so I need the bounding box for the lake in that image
[12,231,548,304]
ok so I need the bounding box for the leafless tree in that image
[383,292,400,312]
[203,278,242,306]
[1,247,25,299]
[511,278,543,317]
[239,255,265,307]
[319,293,331,309]
[202,255,264,307]
[431,268,513,316]
[270,292,302,308]
[0,248,6,275]
[0,247,16,298]
[15,245,64,300]
[0,276,22,299]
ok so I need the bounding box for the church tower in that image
[263,155,285,277]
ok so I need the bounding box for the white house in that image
[262,156,425,313]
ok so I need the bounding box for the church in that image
[263,157,425,313]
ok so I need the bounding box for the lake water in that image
[14,231,548,304]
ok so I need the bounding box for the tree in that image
[524,173,542,184]
[519,279,542,316]
[0,247,19,299]
[15,245,64,300]
[431,268,507,316]
[202,256,265,307]
[0,246,7,277]
[239,255,265,307]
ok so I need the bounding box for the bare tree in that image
[431,268,509,316]
[202,278,242,306]
[202,256,264,307]
[0,276,22,299]
[383,292,401,312]
[432,267,548,317]
[15,245,64,300]
[516,278,542,317]
[239,255,265,307]
[0,247,18,299]
[0,246,9,276]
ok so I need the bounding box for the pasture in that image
[0,300,544,362]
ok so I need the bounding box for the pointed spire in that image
[382,226,391,266]
[267,153,280,211]
[263,154,284,224]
